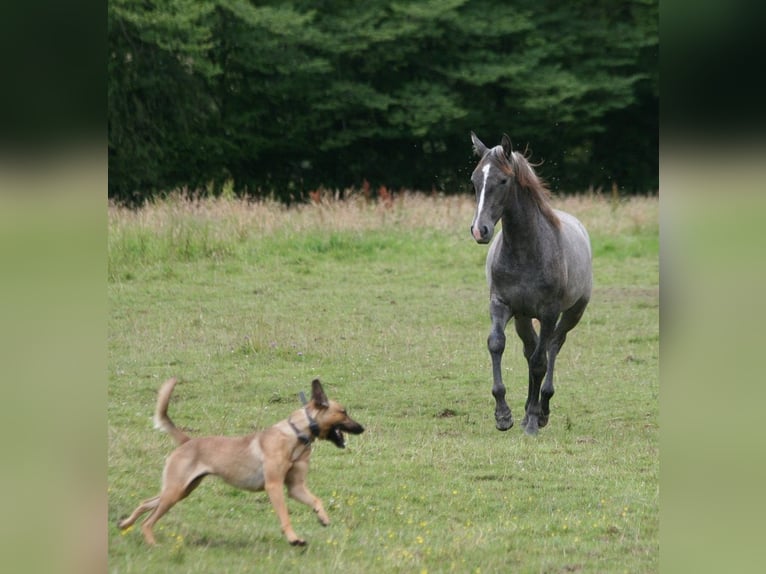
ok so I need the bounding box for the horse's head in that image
[469,132,515,244]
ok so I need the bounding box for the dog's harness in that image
[288,392,320,445]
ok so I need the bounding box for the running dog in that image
[118,377,364,546]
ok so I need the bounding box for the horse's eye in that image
[500,178,508,185]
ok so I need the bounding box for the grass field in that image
[108,191,658,573]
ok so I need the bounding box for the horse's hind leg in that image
[488,297,513,430]
[540,297,589,427]
[523,314,558,435]
[513,316,538,429]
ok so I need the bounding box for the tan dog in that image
[118,377,364,546]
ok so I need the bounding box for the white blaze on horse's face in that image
[471,152,507,244]
[476,163,491,219]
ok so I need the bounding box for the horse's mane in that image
[490,148,560,228]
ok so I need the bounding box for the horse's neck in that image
[502,188,554,254]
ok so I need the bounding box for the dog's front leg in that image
[264,478,305,546]
[286,460,330,526]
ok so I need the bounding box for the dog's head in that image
[309,378,364,448]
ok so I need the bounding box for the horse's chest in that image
[489,264,560,313]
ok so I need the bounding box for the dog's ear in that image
[311,378,330,408]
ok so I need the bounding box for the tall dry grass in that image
[108,190,658,242]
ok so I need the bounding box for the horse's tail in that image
[153,377,191,446]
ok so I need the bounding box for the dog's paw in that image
[314,506,330,526]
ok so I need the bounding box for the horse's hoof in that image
[538,415,549,428]
[495,414,514,431]
[524,415,540,435]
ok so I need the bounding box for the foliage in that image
[108,0,658,204]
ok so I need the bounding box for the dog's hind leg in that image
[138,474,205,545]
[286,461,329,526]
[118,496,160,530]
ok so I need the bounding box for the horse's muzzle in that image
[471,224,492,244]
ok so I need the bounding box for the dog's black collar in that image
[288,407,320,445]
[304,407,320,438]
[298,392,320,438]
[288,419,311,445]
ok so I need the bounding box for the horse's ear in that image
[501,133,513,158]
[311,378,330,408]
[471,131,488,157]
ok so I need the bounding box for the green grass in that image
[108,192,658,573]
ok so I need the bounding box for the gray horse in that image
[469,132,592,435]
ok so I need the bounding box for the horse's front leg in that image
[488,297,513,430]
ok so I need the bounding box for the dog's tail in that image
[153,377,191,445]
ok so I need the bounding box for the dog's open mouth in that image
[328,426,346,448]
[327,421,365,448]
